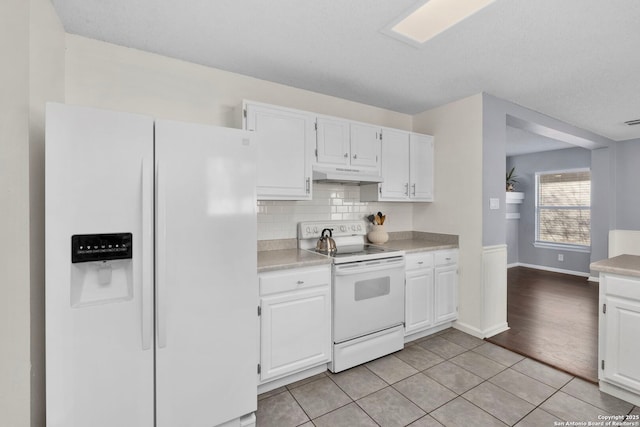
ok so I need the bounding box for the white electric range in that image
[298,220,405,372]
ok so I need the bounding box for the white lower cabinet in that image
[405,253,434,335]
[404,250,458,337]
[258,266,331,383]
[434,267,458,324]
[599,273,640,404]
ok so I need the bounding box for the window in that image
[535,169,591,250]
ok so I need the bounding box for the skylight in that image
[384,0,496,47]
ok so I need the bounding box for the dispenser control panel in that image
[71,233,132,263]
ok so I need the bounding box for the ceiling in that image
[50,0,640,141]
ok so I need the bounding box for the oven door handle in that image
[334,258,405,276]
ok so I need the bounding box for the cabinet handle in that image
[412,183,416,196]
[344,153,349,158]
[141,158,153,350]
[297,280,304,285]
[156,161,167,349]
[417,261,424,265]
[404,183,409,196]
[353,154,358,159]
[306,177,310,194]
[446,257,452,261]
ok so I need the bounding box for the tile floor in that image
[256,328,640,427]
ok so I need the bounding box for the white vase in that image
[368,225,389,244]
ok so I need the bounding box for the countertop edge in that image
[377,238,459,254]
[257,241,459,273]
[590,254,640,279]
[257,248,332,273]
[258,257,332,273]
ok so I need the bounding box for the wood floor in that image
[487,266,599,383]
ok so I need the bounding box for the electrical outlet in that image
[558,254,564,262]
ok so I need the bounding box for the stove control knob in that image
[306,227,311,233]
[313,227,318,233]
[340,225,346,232]
[351,225,356,231]
[357,224,362,231]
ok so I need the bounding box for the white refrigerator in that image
[45,103,258,427]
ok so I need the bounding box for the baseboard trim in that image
[452,321,485,339]
[509,262,590,278]
[483,323,510,338]
[454,321,509,339]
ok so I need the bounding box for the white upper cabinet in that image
[316,116,350,166]
[409,133,435,201]
[244,100,433,202]
[349,123,380,168]
[379,128,410,200]
[244,101,314,200]
[361,129,434,202]
[315,117,380,171]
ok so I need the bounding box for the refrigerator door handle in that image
[156,161,168,348]
[141,158,153,350]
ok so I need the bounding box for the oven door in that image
[333,256,405,343]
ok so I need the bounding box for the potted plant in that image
[506,167,518,192]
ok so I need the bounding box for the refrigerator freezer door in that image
[154,120,258,427]
[45,103,154,426]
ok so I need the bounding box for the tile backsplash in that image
[257,183,413,240]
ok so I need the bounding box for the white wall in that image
[65,35,411,131]
[1,0,65,426]
[0,1,31,425]
[65,36,418,241]
[412,94,485,334]
[29,0,66,424]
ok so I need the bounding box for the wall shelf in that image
[506,192,524,204]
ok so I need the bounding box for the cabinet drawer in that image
[603,274,640,299]
[435,250,458,266]
[405,252,434,270]
[260,267,330,296]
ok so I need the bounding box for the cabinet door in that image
[434,264,458,324]
[245,103,313,200]
[405,268,434,335]
[316,116,350,166]
[350,123,380,169]
[260,287,331,382]
[602,294,640,391]
[409,133,434,201]
[380,129,410,201]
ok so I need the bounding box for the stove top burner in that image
[298,221,404,264]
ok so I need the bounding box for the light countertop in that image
[590,254,640,278]
[257,232,459,273]
[377,239,458,253]
[258,248,331,273]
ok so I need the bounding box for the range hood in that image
[312,165,383,185]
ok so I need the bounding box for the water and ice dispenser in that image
[70,233,134,307]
